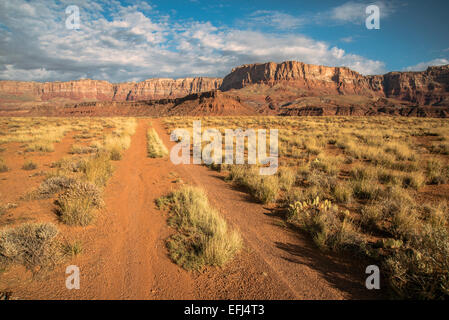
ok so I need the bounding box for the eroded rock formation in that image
[220,61,449,106]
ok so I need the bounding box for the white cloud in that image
[0,0,386,82]
[404,58,449,71]
[244,10,304,30]
[316,1,396,25]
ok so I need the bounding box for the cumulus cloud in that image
[0,0,386,82]
[404,58,449,71]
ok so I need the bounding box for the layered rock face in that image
[0,77,222,103]
[220,61,373,95]
[1,61,448,115]
[379,66,449,105]
[220,61,449,105]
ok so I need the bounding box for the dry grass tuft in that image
[57,180,104,226]
[22,160,37,171]
[157,186,242,270]
[147,128,168,158]
[227,165,279,204]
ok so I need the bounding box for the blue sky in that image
[0,0,448,82]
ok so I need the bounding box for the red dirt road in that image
[8,119,381,299]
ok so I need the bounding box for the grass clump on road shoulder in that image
[78,152,114,187]
[0,223,61,272]
[226,165,279,204]
[157,186,242,270]
[56,180,104,226]
[147,128,168,158]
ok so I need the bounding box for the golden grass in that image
[161,116,449,299]
[147,127,168,158]
[157,186,242,270]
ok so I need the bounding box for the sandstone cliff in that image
[1,60,448,117]
[220,61,449,106]
[0,77,222,104]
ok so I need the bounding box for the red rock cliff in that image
[0,77,222,103]
[220,61,449,105]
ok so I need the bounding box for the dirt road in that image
[11,119,380,299]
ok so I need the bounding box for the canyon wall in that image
[0,77,222,103]
[220,61,449,106]
[1,61,448,109]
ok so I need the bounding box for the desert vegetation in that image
[156,185,242,270]
[164,116,449,299]
[0,117,136,275]
[0,223,60,272]
[147,126,168,158]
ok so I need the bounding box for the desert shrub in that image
[104,134,131,152]
[303,138,323,155]
[388,161,419,173]
[402,172,425,189]
[78,152,113,187]
[25,141,54,152]
[425,160,449,185]
[384,225,449,299]
[351,180,381,201]
[159,186,242,270]
[147,128,168,158]
[360,205,383,230]
[284,188,305,205]
[384,142,415,161]
[69,144,96,154]
[22,160,37,170]
[310,155,342,175]
[422,202,449,228]
[57,180,104,226]
[252,175,279,204]
[34,175,77,199]
[381,186,419,240]
[332,183,352,204]
[0,223,60,271]
[277,167,296,192]
[350,165,377,182]
[377,169,401,185]
[227,165,279,204]
[345,144,395,165]
[51,157,83,173]
[306,169,337,191]
[288,197,363,251]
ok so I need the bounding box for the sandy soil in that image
[2,119,382,300]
